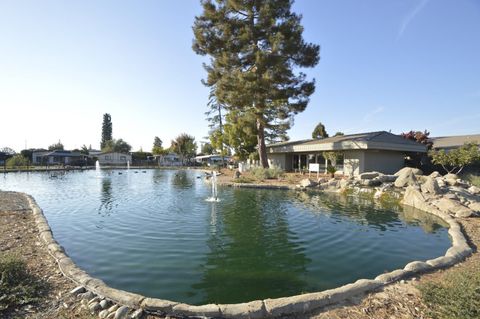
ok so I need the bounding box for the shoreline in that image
[1,169,479,318]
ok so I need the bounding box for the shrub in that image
[5,155,29,168]
[0,254,43,312]
[466,174,480,187]
[326,165,337,177]
[250,167,284,180]
[419,266,480,319]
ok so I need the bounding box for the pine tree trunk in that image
[256,118,269,168]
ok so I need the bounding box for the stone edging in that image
[23,187,473,319]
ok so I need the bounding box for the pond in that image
[0,169,450,305]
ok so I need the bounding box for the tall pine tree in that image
[193,0,320,167]
[101,113,112,150]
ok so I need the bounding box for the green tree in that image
[223,110,258,160]
[193,0,320,168]
[101,113,113,149]
[48,140,64,151]
[206,88,227,160]
[171,133,197,164]
[429,143,480,174]
[6,154,29,168]
[80,144,89,155]
[334,132,344,136]
[152,136,166,155]
[201,142,215,155]
[312,122,329,139]
[102,138,131,154]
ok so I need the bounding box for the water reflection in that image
[171,170,193,189]
[193,189,310,304]
[400,205,448,233]
[98,178,113,216]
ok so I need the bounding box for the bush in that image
[0,254,43,312]
[250,167,284,180]
[419,266,480,319]
[466,174,480,187]
[5,155,29,168]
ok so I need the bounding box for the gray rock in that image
[404,261,432,272]
[377,174,397,183]
[429,171,441,178]
[394,170,418,188]
[394,167,423,177]
[78,291,95,300]
[70,286,86,296]
[108,305,119,313]
[99,310,110,319]
[420,176,441,194]
[444,173,459,180]
[468,201,480,214]
[299,178,316,188]
[445,178,458,186]
[130,309,143,319]
[114,306,129,319]
[88,302,101,313]
[359,172,380,180]
[100,300,109,309]
[468,186,480,195]
[433,197,475,217]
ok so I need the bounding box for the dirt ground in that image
[0,190,478,319]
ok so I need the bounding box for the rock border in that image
[22,182,473,319]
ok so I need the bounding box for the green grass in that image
[234,176,254,183]
[465,174,480,187]
[419,266,480,319]
[0,254,45,313]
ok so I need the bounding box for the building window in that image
[105,156,111,160]
[120,156,126,161]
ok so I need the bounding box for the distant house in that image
[88,149,102,157]
[194,154,231,166]
[97,152,132,165]
[266,131,427,176]
[32,150,86,165]
[148,153,183,166]
[430,134,480,151]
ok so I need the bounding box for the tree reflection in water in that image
[193,189,311,304]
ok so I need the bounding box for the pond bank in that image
[0,172,478,318]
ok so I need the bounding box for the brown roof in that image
[431,134,480,150]
[267,131,427,153]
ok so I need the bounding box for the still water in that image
[0,169,450,304]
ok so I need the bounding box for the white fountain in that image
[206,171,220,202]
[127,160,130,170]
[95,160,101,177]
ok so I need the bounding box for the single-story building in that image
[430,134,480,151]
[97,152,132,166]
[32,150,86,165]
[148,153,183,166]
[194,154,231,166]
[266,131,427,176]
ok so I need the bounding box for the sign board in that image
[308,163,320,179]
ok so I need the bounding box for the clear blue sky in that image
[1,0,479,152]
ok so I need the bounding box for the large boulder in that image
[444,173,459,180]
[468,201,480,214]
[429,171,441,178]
[394,170,418,188]
[432,197,475,218]
[468,186,480,195]
[299,178,316,188]
[359,172,380,180]
[402,186,429,211]
[394,167,423,177]
[420,176,441,195]
[377,174,398,183]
